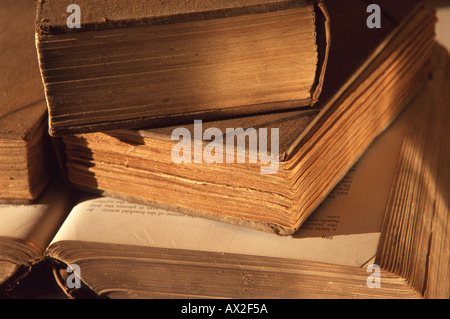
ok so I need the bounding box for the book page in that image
[50,107,409,267]
[295,115,408,239]
[0,179,76,253]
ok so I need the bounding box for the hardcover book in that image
[0,0,56,204]
[2,44,449,298]
[60,0,436,235]
[44,49,450,297]
[36,0,330,136]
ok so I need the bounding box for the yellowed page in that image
[50,104,409,267]
[0,180,76,253]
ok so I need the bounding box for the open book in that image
[48,100,412,298]
[0,105,407,297]
[0,179,77,293]
[59,0,437,235]
[2,44,448,298]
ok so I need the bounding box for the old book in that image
[46,110,417,299]
[0,0,56,204]
[375,44,450,299]
[2,43,448,298]
[44,47,450,298]
[60,1,436,235]
[35,0,330,136]
[0,179,77,296]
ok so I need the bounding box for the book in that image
[43,44,450,298]
[59,0,436,235]
[0,0,56,204]
[35,0,331,136]
[375,44,450,299]
[2,43,448,299]
[0,179,78,296]
[46,104,421,299]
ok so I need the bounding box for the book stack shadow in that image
[1,0,449,299]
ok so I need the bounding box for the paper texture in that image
[51,106,408,267]
[0,181,75,253]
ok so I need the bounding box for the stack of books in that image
[1,0,448,299]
